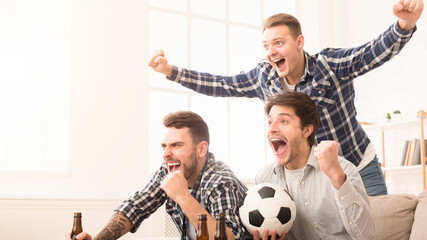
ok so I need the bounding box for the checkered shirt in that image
[116,153,248,239]
[168,22,415,166]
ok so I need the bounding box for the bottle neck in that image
[214,218,227,240]
[72,217,83,236]
[197,218,208,239]
[198,220,208,232]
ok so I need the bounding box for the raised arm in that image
[148,49,173,77]
[313,141,346,190]
[314,141,375,239]
[393,0,424,31]
[148,49,271,101]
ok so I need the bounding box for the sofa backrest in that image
[369,193,418,240]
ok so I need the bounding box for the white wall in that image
[351,0,427,123]
[0,0,150,199]
[296,0,427,123]
[1,0,426,239]
[295,0,349,53]
[0,198,172,240]
[1,0,154,239]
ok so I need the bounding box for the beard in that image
[181,147,198,180]
[280,136,303,167]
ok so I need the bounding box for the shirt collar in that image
[298,51,314,83]
[305,51,316,77]
[306,146,320,170]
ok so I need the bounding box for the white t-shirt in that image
[186,188,197,240]
[186,216,197,240]
[285,166,320,239]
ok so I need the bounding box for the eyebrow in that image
[263,37,285,43]
[161,141,184,147]
[268,112,292,118]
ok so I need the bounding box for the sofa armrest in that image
[409,190,427,240]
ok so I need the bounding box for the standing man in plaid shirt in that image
[66,111,248,240]
[148,0,424,196]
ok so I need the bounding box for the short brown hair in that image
[263,13,302,39]
[265,92,320,146]
[163,111,210,145]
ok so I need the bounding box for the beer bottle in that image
[196,214,209,240]
[214,213,227,240]
[71,212,83,240]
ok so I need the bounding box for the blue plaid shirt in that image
[168,22,415,166]
[116,153,248,239]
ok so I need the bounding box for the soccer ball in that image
[239,182,296,238]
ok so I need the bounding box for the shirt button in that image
[314,225,318,229]
[318,90,322,94]
[305,202,309,206]
[349,221,353,225]
[301,181,305,185]
[340,196,344,200]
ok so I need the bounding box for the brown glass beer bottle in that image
[71,212,83,240]
[214,213,227,240]
[196,214,209,240]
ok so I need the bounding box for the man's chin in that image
[275,156,288,166]
[277,71,287,78]
[272,65,287,77]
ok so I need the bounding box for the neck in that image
[286,51,306,85]
[286,142,312,170]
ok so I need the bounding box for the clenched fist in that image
[314,141,346,189]
[148,49,173,77]
[160,170,191,204]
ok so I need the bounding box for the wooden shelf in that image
[361,110,427,190]
[362,119,419,129]
[382,165,426,172]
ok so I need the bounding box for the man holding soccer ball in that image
[254,92,374,240]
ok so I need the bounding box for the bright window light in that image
[0,0,71,171]
[147,0,294,178]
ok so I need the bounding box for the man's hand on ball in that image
[253,229,286,240]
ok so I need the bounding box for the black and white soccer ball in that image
[239,182,296,238]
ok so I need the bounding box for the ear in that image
[296,34,304,50]
[197,141,209,159]
[302,124,314,139]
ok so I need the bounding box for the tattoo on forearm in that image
[94,212,129,240]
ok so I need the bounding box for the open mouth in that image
[273,58,285,69]
[271,138,287,155]
[167,162,181,173]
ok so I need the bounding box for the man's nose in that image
[267,46,277,56]
[268,120,279,134]
[163,147,172,158]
